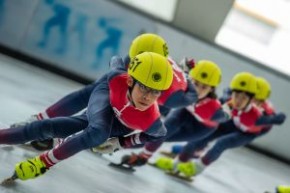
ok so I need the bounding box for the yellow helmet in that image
[128,52,173,91]
[189,60,222,87]
[129,33,169,59]
[255,77,271,100]
[230,72,257,94]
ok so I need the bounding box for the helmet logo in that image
[201,72,208,79]
[163,44,169,56]
[129,57,142,72]
[152,72,162,82]
[240,81,246,87]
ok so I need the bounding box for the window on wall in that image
[216,0,290,75]
[115,0,178,22]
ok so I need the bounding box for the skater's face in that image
[193,80,213,99]
[128,77,161,111]
[231,91,251,110]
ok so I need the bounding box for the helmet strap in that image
[128,79,137,107]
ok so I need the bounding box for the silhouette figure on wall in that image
[38,0,71,54]
[72,13,88,60]
[93,17,123,68]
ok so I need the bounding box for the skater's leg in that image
[10,83,97,129]
[45,83,96,118]
[0,115,88,145]
[201,131,257,165]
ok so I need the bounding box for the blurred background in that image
[0,0,289,192]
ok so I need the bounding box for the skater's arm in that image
[94,119,167,153]
[211,108,230,124]
[255,113,286,126]
[162,80,198,108]
[119,119,167,148]
[45,74,108,118]
[45,83,95,117]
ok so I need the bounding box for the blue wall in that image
[0,0,156,79]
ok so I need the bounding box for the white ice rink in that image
[0,53,290,193]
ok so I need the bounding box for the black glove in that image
[256,113,286,126]
[121,153,149,167]
[271,113,286,125]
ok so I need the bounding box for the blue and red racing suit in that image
[177,100,284,164]
[0,70,166,167]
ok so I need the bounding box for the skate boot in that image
[153,157,194,182]
[153,157,175,171]
[163,161,197,182]
[177,160,205,178]
[15,156,48,180]
[276,185,290,193]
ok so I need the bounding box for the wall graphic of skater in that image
[38,0,71,54]
[72,13,88,60]
[93,17,123,68]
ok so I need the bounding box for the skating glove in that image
[121,153,150,167]
[178,57,195,73]
[271,113,287,125]
[256,112,286,126]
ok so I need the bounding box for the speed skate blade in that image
[108,162,135,172]
[159,151,177,158]
[166,172,193,182]
[1,173,18,186]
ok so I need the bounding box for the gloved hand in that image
[121,152,150,167]
[178,57,195,73]
[272,113,286,125]
[256,113,286,126]
[91,137,123,154]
